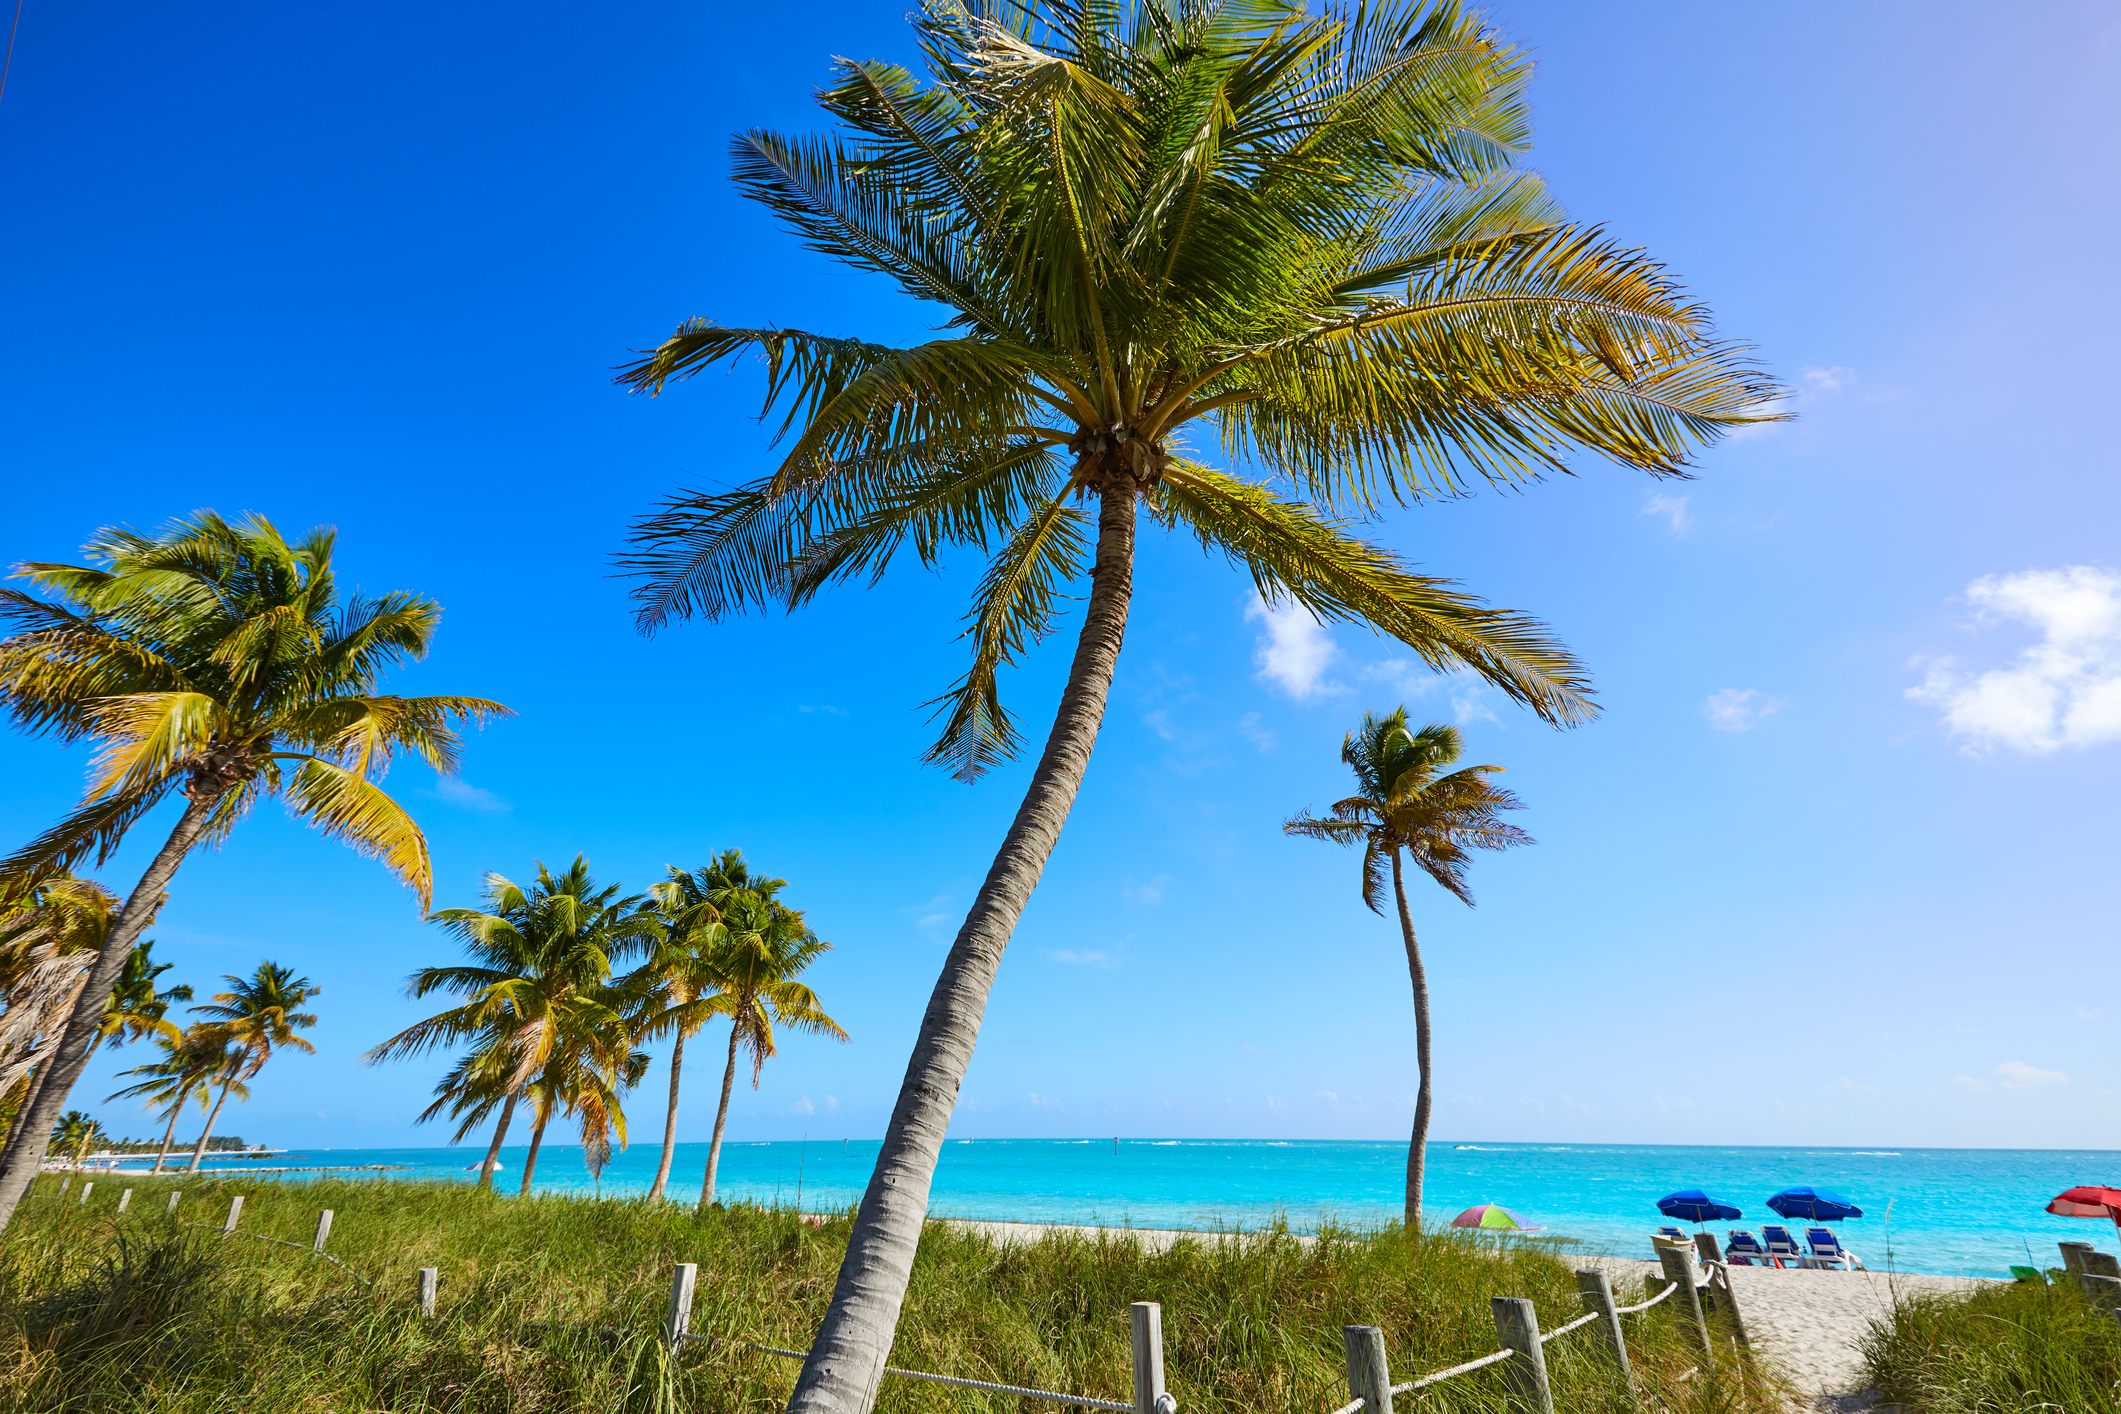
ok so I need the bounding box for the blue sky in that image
[3,0,2116,1160]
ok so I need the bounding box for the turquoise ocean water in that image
[125,1139,2118,1279]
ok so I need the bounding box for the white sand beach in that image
[943,1220,1998,1412]
[1585,1256,1998,1411]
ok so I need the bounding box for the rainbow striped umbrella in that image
[1451,1204,1542,1231]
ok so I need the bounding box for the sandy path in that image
[943,1221,1996,1411]
[1580,1257,1995,1411]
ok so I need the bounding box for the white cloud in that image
[1724,364,1858,440]
[796,704,848,716]
[2077,1006,2104,1020]
[1236,711,1275,752]
[1704,687,1784,731]
[1121,875,1170,907]
[824,1095,839,1113]
[1240,1043,1268,1055]
[1994,1060,2067,1090]
[905,892,957,943]
[1245,595,1340,699]
[1360,661,1498,725]
[790,1095,815,1115]
[1953,1074,1990,1095]
[1640,493,1693,536]
[1803,365,1858,394]
[429,778,510,813]
[1049,948,1118,969]
[1908,566,2121,754]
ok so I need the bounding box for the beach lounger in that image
[1806,1227,1857,1270]
[1725,1230,1768,1265]
[1657,1226,1691,1245]
[2010,1265,2047,1284]
[1760,1225,1804,1267]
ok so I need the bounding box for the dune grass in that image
[1860,1274,2121,1413]
[1,1172,1779,1414]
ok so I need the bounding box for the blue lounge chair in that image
[1725,1230,1768,1265]
[1657,1226,1691,1245]
[1760,1225,1804,1266]
[1806,1227,1857,1271]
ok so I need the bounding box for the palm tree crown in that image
[0,511,510,901]
[620,0,1779,776]
[192,962,322,1082]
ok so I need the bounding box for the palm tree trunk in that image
[0,793,219,1232]
[518,1102,552,1196]
[700,1023,741,1209]
[151,1100,184,1174]
[476,1091,517,1192]
[1389,851,1433,1230]
[786,473,1138,1414]
[186,1081,235,1173]
[0,1043,60,1172]
[648,1029,687,1204]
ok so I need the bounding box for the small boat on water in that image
[464,1160,508,1172]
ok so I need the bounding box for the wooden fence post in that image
[664,1263,698,1350]
[79,1181,93,1205]
[313,1209,334,1253]
[418,1267,438,1319]
[1341,1325,1394,1414]
[1131,1302,1172,1414]
[1573,1269,1631,1381]
[1657,1244,1716,1370]
[2060,1241,2093,1276]
[1693,1232,1722,1266]
[1711,1264,1750,1346]
[117,1188,132,1214]
[166,1190,183,1216]
[1490,1297,1553,1414]
[58,1177,71,1198]
[222,1195,243,1235]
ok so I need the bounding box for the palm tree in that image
[182,963,320,1172]
[366,858,658,1194]
[0,512,508,1229]
[1285,711,1530,1224]
[631,858,741,1204]
[674,869,848,1212]
[49,1110,101,1167]
[0,874,120,1156]
[106,1027,240,1173]
[614,3,1775,1401]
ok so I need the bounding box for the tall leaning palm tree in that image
[182,962,320,1171]
[366,858,658,1194]
[0,512,507,1229]
[615,4,1776,1403]
[1285,711,1529,1224]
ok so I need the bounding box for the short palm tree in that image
[107,1027,241,1173]
[631,855,746,1204]
[182,963,320,1172]
[366,858,658,1193]
[1285,710,1529,1224]
[615,2,1774,1401]
[0,512,507,1229]
[657,861,844,1209]
[48,1110,101,1167]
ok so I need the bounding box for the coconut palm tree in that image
[182,963,320,1172]
[107,1027,241,1173]
[0,512,508,1229]
[1285,711,1530,1224]
[614,2,1775,1402]
[366,858,658,1193]
[630,860,739,1204]
[0,874,125,1152]
[49,1110,101,1168]
[658,861,844,1209]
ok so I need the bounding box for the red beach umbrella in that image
[2045,1186,2121,1232]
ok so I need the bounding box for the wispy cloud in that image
[1703,687,1784,731]
[1236,711,1275,752]
[1245,595,1340,699]
[1908,565,2121,753]
[905,893,957,944]
[1049,948,1118,969]
[796,704,848,716]
[1361,661,1498,725]
[428,778,511,814]
[1803,365,1858,394]
[790,1095,815,1115]
[1121,875,1170,907]
[1641,494,1693,536]
[1724,363,1859,440]
[1957,1060,2067,1095]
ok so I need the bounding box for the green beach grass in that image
[1860,1275,2121,1413]
[0,1173,1781,1414]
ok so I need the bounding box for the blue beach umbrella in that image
[1767,1186,1863,1222]
[1656,1189,1742,1224]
